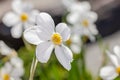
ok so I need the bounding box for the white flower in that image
[24,12,73,70]
[0,41,13,56]
[62,0,77,9]
[0,41,17,58]
[62,0,91,12]
[2,0,39,38]
[67,1,98,41]
[100,45,120,80]
[66,34,82,54]
[0,57,24,80]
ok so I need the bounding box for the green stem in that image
[80,46,87,79]
[29,57,38,80]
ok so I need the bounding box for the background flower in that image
[0,56,24,80]
[66,1,98,41]
[2,0,39,38]
[100,46,120,80]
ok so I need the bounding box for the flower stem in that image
[29,57,38,80]
[22,36,33,50]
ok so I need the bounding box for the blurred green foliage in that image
[18,44,94,80]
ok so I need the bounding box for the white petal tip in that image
[66,65,71,71]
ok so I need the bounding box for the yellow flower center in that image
[116,67,120,74]
[3,74,10,80]
[66,39,72,46]
[82,19,89,27]
[20,13,28,22]
[51,33,62,45]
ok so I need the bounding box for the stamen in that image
[20,13,28,22]
[51,33,62,45]
[116,67,120,74]
[82,19,89,27]
[66,39,72,46]
[3,74,10,80]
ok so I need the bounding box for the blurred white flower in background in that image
[2,0,39,38]
[0,56,24,80]
[0,40,17,58]
[100,46,120,80]
[63,1,98,41]
[62,0,77,9]
[0,41,13,56]
[66,34,82,54]
[24,12,73,70]
[63,0,91,12]
[0,40,24,80]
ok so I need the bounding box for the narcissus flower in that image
[66,34,82,54]
[0,57,24,80]
[24,12,73,70]
[2,0,39,38]
[100,46,120,80]
[67,1,98,41]
[63,1,91,12]
[0,41,17,58]
[0,41,13,56]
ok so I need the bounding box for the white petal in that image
[11,67,24,77]
[71,25,83,35]
[10,57,23,68]
[87,33,96,42]
[22,2,33,13]
[24,22,31,30]
[70,44,81,54]
[100,66,118,80]
[70,35,82,53]
[0,41,13,55]
[79,1,91,11]
[12,0,22,14]
[56,23,70,41]
[28,10,40,24]
[71,34,81,44]
[88,24,98,35]
[36,29,51,41]
[106,51,119,67]
[24,26,42,45]
[36,12,55,35]
[12,0,33,14]
[113,46,120,59]
[55,45,73,70]
[62,0,76,8]
[69,1,91,12]
[36,42,54,63]
[67,12,79,24]
[11,23,23,38]
[12,77,22,80]
[2,12,19,27]
[2,62,12,74]
[87,11,98,22]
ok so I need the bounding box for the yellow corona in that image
[3,74,10,80]
[51,33,62,45]
[20,13,28,22]
[82,19,89,27]
[116,67,120,74]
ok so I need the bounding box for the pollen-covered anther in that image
[66,39,72,46]
[20,13,28,22]
[116,67,120,74]
[3,74,10,80]
[82,19,89,27]
[51,33,62,45]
